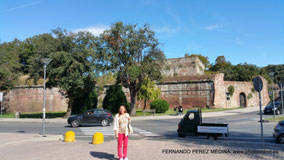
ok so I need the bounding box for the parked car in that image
[273,120,284,144]
[264,101,283,115]
[67,109,113,127]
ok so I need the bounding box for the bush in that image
[103,84,130,113]
[247,93,253,99]
[150,99,169,113]
[228,85,235,97]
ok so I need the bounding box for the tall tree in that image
[0,40,22,90]
[137,78,160,110]
[25,29,99,117]
[184,53,210,69]
[47,29,98,117]
[97,22,166,115]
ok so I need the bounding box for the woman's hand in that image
[115,133,118,139]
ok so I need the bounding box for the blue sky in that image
[0,0,283,66]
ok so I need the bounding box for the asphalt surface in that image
[0,111,283,149]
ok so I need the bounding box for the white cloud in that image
[1,0,41,13]
[205,23,226,31]
[154,26,180,33]
[73,25,109,36]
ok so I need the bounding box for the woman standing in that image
[113,105,131,160]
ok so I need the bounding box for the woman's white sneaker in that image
[124,158,128,160]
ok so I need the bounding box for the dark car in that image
[67,109,113,127]
[273,120,284,144]
[264,101,283,115]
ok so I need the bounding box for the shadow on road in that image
[90,151,116,160]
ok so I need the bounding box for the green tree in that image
[72,87,98,114]
[97,22,166,115]
[102,84,130,113]
[263,65,284,83]
[0,40,22,90]
[185,53,210,69]
[137,78,160,110]
[210,55,231,72]
[24,29,99,117]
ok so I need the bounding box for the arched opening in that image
[239,92,247,107]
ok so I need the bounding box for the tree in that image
[209,56,270,82]
[263,65,284,83]
[137,78,160,110]
[47,29,98,117]
[72,76,98,114]
[184,53,210,69]
[209,55,231,72]
[97,22,166,115]
[102,84,130,113]
[24,29,99,117]
[0,40,22,90]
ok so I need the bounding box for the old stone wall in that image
[99,80,215,110]
[4,86,68,113]
[212,73,270,108]
[162,57,205,77]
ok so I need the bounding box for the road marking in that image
[79,126,160,137]
[132,127,160,137]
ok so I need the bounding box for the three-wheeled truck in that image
[177,109,229,140]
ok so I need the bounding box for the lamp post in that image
[40,58,52,137]
[269,72,276,118]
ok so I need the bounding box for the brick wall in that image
[4,86,68,113]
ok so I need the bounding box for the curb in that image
[0,134,63,148]
[0,107,260,122]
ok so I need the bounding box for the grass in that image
[0,113,15,118]
[0,112,66,118]
[264,116,284,122]
[0,107,244,118]
[134,107,244,116]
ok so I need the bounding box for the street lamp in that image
[269,72,276,118]
[40,58,52,137]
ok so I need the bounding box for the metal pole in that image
[281,83,284,115]
[272,89,275,118]
[0,101,2,115]
[42,65,47,137]
[258,82,264,149]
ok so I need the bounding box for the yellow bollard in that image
[92,132,104,144]
[64,131,75,142]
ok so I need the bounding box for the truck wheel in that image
[214,135,218,140]
[207,134,218,140]
[277,134,284,144]
[71,120,80,128]
[178,133,186,138]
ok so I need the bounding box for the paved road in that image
[0,111,283,149]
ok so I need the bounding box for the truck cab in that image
[177,110,201,137]
[177,109,229,139]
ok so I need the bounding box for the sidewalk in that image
[0,107,259,123]
[0,133,283,160]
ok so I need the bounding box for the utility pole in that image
[40,58,52,137]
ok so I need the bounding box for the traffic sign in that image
[253,76,263,92]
